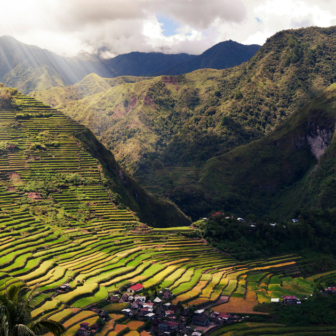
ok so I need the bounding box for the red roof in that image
[219,313,230,318]
[130,283,144,291]
[282,296,298,300]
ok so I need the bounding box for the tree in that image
[0,284,65,336]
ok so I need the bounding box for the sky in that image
[1,0,336,58]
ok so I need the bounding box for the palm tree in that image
[0,284,65,336]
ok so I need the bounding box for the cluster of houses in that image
[74,282,246,336]
[323,287,336,294]
[111,284,239,336]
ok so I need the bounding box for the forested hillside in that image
[33,26,336,219]
[200,84,336,218]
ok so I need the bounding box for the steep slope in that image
[200,84,336,218]
[156,40,261,75]
[0,84,190,227]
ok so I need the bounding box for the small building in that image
[158,321,179,331]
[292,219,298,223]
[194,309,204,315]
[127,284,144,294]
[192,332,202,336]
[271,298,280,303]
[163,303,171,309]
[237,218,244,222]
[270,223,277,227]
[163,291,171,300]
[128,296,134,301]
[282,296,300,305]
[165,310,175,316]
[77,328,87,336]
[145,313,155,320]
[192,314,209,326]
[154,297,162,304]
[79,323,89,329]
[219,312,231,321]
[134,295,146,302]
[121,309,131,315]
[131,301,139,309]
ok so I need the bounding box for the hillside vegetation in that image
[200,84,336,218]
[33,26,336,219]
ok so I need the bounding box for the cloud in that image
[0,0,335,57]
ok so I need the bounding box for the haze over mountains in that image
[32,26,336,220]
[0,36,260,94]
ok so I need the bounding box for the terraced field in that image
[0,88,328,334]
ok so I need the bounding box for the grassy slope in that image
[31,26,336,218]
[200,84,336,218]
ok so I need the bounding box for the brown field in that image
[213,297,265,314]
[126,321,144,330]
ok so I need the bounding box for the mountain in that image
[101,52,195,77]
[0,84,190,227]
[0,36,260,94]
[155,40,261,75]
[32,26,336,219]
[199,83,336,218]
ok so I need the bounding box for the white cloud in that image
[0,0,335,57]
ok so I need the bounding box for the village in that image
[72,283,245,336]
[70,283,312,336]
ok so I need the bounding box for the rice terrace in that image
[0,84,336,335]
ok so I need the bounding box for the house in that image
[145,313,155,320]
[132,300,140,309]
[270,223,277,227]
[79,323,89,329]
[292,219,298,223]
[119,293,129,303]
[163,303,171,309]
[250,224,256,228]
[121,309,131,315]
[219,313,231,322]
[111,295,119,303]
[163,291,171,300]
[143,303,154,309]
[324,287,336,294]
[134,295,146,302]
[91,324,99,331]
[77,328,88,336]
[237,218,244,222]
[194,309,205,315]
[192,315,209,326]
[158,321,179,331]
[192,332,202,336]
[154,297,162,304]
[282,296,300,305]
[127,283,144,294]
[165,310,175,316]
